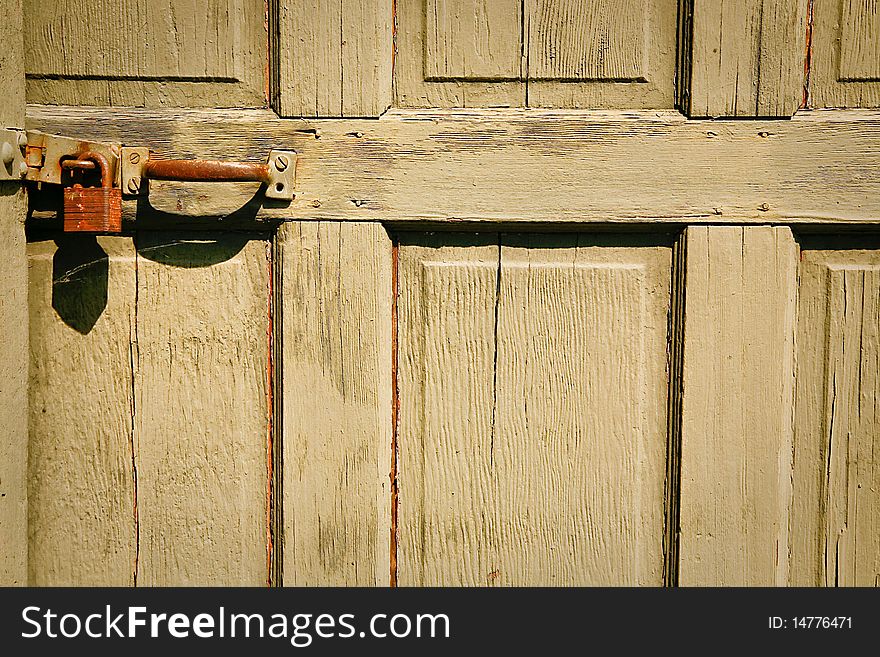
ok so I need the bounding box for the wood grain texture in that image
[398,233,672,585]
[278,222,392,586]
[810,0,880,107]
[686,0,808,117]
[26,106,880,226]
[27,233,272,586]
[0,0,27,587]
[526,0,677,109]
[24,0,267,107]
[397,235,498,585]
[27,236,137,585]
[679,226,798,586]
[134,233,270,585]
[791,241,880,586]
[396,0,676,108]
[275,0,392,117]
[426,0,522,80]
[395,0,524,108]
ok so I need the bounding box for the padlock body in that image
[63,186,122,232]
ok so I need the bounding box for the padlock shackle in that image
[68,151,112,188]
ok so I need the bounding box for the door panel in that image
[792,239,880,586]
[28,236,137,585]
[394,0,677,108]
[397,233,673,585]
[27,232,271,585]
[24,0,267,107]
[810,0,880,108]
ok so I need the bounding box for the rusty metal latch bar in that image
[12,130,297,202]
[121,146,296,201]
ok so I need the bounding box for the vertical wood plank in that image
[279,222,392,586]
[792,242,880,586]
[686,0,808,117]
[426,0,522,80]
[276,0,393,117]
[0,0,27,586]
[398,233,672,585]
[810,0,880,107]
[679,226,798,585]
[134,233,270,586]
[27,236,137,585]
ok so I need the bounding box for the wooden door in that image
[14,1,880,586]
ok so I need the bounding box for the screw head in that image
[129,152,141,164]
[18,161,28,178]
[126,177,141,194]
[17,132,27,149]
[1,142,13,166]
[274,154,289,171]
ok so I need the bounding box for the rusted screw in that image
[129,152,141,164]
[274,155,289,171]
[126,177,140,194]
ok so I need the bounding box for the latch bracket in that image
[0,129,29,182]
[120,147,297,201]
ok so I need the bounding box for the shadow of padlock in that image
[62,151,122,233]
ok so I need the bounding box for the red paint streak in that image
[802,0,814,108]
[265,241,275,587]
[390,239,400,587]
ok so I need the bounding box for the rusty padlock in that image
[62,151,122,232]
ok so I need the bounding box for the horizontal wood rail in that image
[25,106,880,226]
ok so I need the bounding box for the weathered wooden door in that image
[7,0,880,587]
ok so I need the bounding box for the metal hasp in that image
[121,147,297,201]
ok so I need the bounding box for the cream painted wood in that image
[27,236,137,586]
[810,0,880,107]
[398,233,672,585]
[278,222,392,586]
[526,0,677,109]
[134,234,270,585]
[679,226,798,586]
[791,241,880,586]
[397,235,498,585]
[395,0,525,108]
[26,106,880,226]
[395,0,676,108]
[425,0,523,81]
[0,0,27,587]
[24,0,267,107]
[275,0,392,117]
[27,233,271,586]
[686,0,808,116]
